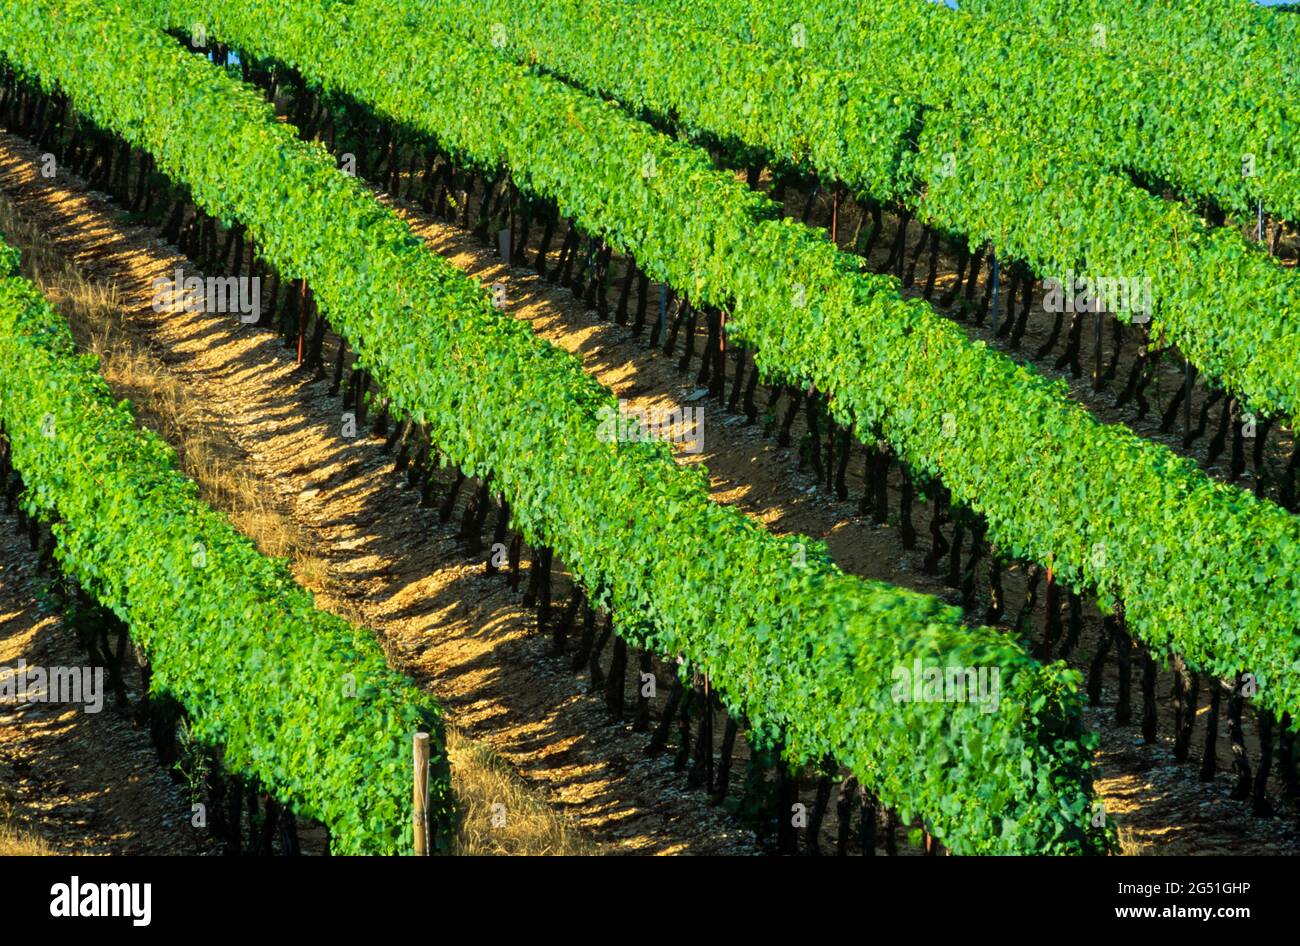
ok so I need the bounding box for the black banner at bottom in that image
[0,853,1279,932]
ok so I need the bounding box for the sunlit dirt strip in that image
[0,136,758,855]
[0,515,202,855]
[0,129,1294,853]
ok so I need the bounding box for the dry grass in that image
[448,728,598,855]
[0,822,55,856]
[0,788,54,856]
[0,199,596,856]
[1117,825,1150,857]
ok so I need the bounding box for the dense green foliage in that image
[676,0,1300,224]
[127,0,1300,724]
[959,0,1300,229]
[467,0,921,204]
[962,0,1300,89]
[917,109,1300,420]
[0,0,1116,853]
[0,237,452,855]
[410,0,1300,420]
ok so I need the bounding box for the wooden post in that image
[413,731,430,856]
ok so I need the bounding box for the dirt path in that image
[1,125,1295,854]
